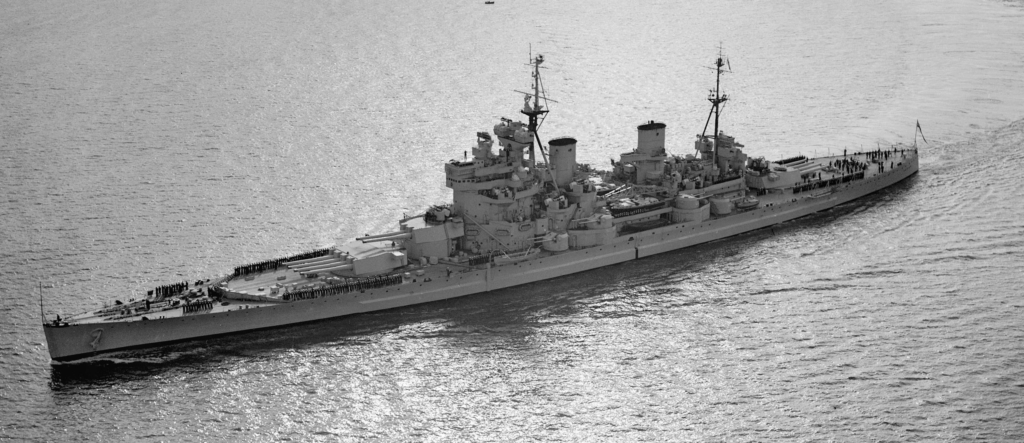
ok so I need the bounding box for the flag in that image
[916,120,928,144]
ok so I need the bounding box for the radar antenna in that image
[39,282,45,325]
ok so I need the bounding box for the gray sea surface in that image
[2,0,1024,441]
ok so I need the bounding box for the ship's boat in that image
[609,196,667,218]
[493,248,540,266]
[735,196,760,210]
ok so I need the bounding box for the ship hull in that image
[44,156,917,361]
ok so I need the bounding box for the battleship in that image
[42,53,920,361]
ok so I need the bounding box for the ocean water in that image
[2,0,1024,441]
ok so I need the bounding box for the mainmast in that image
[700,49,730,180]
[710,55,728,150]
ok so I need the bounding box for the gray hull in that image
[44,156,918,361]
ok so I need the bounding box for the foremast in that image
[520,54,548,171]
[515,53,565,195]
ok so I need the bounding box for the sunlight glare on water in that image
[1,0,1023,441]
